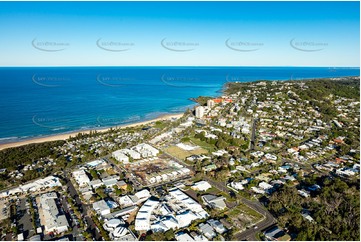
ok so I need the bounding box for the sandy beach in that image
[0,113,184,151]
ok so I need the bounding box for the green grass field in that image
[164,145,208,160]
[189,137,216,152]
[227,202,264,223]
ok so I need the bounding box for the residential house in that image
[201,195,227,210]
[198,223,216,239]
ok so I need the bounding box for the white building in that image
[298,189,310,198]
[133,189,151,204]
[17,234,24,241]
[118,195,134,208]
[175,232,195,241]
[198,223,216,239]
[191,181,212,191]
[205,133,217,139]
[207,99,215,108]
[201,195,227,210]
[135,198,160,231]
[151,215,179,232]
[251,187,265,194]
[177,143,199,151]
[251,151,264,158]
[195,106,204,118]
[132,143,159,158]
[1,176,63,197]
[230,182,244,191]
[87,159,104,168]
[264,153,277,161]
[102,176,118,188]
[259,182,273,190]
[39,192,69,234]
[114,148,142,160]
[89,179,103,189]
[93,200,111,216]
[112,226,130,240]
[212,149,228,157]
[169,189,208,218]
[72,169,90,187]
[126,149,141,160]
[336,168,357,177]
[176,210,199,228]
[207,219,227,234]
[112,150,129,163]
[103,219,123,232]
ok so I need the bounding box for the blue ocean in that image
[0,67,359,144]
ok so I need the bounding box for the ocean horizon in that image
[0,66,359,144]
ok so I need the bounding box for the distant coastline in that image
[0,113,183,150]
[1,74,359,150]
[0,66,359,150]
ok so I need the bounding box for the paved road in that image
[234,198,277,240]
[17,198,35,240]
[163,149,277,241]
[200,175,276,240]
[64,170,102,241]
[250,118,258,151]
[206,177,276,240]
[60,195,83,241]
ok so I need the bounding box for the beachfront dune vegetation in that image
[0,140,65,170]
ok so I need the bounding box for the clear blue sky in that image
[0,1,359,67]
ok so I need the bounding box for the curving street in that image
[163,149,277,241]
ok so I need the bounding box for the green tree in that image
[164,229,175,240]
[89,169,99,180]
[216,138,228,149]
[96,186,107,199]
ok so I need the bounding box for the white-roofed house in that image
[72,169,90,187]
[87,159,104,168]
[89,179,103,189]
[93,200,111,216]
[102,175,118,188]
[191,181,212,191]
[118,195,134,208]
[259,182,273,190]
[198,223,216,239]
[201,195,227,210]
[134,189,151,203]
[207,219,227,234]
[175,232,194,241]
[161,174,169,181]
[251,187,265,194]
[230,181,244,191]
[264,153,277,161]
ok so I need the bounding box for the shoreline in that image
[0,113,184,151]
[1,75,358,151]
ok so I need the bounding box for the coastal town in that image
[0,77,359,241]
